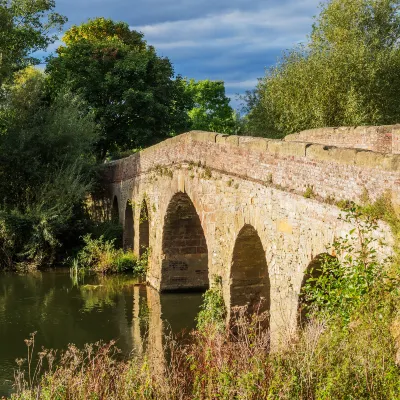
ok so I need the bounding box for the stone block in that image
[283,133,299,142]
[216,134,228,144]
[355,151,387,169]
[277,219,293,234]
[306,144,356,165]
[238,136,269,151]
[225,135,240,146]
[305,144,328,161]
[268,141,307,157]
[189,130,218,143]
[329,147,357,165]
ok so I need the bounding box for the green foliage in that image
[47,18,191,159]
[76,234,147,276]
[246,0,400,137]
[303,203,386,324]
[182,78,238,134]
[303,185,315,199]
[0,68,98,269]
[196,276,226,333]
[0,0,66,85]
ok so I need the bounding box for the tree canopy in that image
[0,0,65,85]
[47,18,191,159]
[182,79,238,134]
[245,0,400,137]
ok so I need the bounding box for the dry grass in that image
[10,302,400,400]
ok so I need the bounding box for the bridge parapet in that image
[104,127,400,207]
[285,125,400,154]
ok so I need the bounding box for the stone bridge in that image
[103,125,399,342]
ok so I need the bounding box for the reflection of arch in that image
[297,253,336,327]
[139,200,149,256]
[230,224,270,317]
[161,192,209,291]
[111,196,119,222]
[123,201,134,251]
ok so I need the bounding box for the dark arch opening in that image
[123,201,134,251]
[231,224,270,318]
[297,253,337,327]
[161,192,209,292]
[139,200,150,256]
[111,196,119,222]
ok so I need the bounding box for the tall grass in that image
[10,302,400,400]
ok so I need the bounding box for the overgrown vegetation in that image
[196,275,226,334]
[11,200,400,399]
[73,235,148,276]
[0,67,98,270]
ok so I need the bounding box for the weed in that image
[202,166,212,179]
[303,185,315,199]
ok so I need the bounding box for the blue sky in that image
[46,0,321,109]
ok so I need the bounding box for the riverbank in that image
[9,301,400,400]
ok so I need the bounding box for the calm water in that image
[0,270,203,396]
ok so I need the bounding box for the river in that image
[0,270,203,396]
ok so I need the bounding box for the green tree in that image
[246,0,400,137]
[47,18,191,159]
[0,0,65,85]
[0,67,98,268]
[183,78,238,134]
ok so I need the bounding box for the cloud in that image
[46,0,321,109]
[128,1,319,106]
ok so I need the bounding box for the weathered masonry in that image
[103,125,399,343]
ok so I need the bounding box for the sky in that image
[47,0,321,110]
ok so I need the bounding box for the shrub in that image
[76,234,147,275]
[302,203,390,325]
[196,276,226,334]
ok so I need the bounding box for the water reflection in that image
[0,270,203,397]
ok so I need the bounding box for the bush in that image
[196,276,226,334]
[302,203,388,325]
[76,234,147,275]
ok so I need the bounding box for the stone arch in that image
[230,224,270,317]
[161,192,209,291]
[123,200,134,251]
[139,200,150,256]
[111,196,119,222]
[297,253,336,327]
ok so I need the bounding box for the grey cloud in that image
[47,0,320,108]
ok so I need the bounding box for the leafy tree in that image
[47,18,191,159]
[0,0,65,85]
[0,68,98,268]
[183,78,238,134]
[246,0,400,137]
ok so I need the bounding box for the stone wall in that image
[105,129,400,207]
[103,127,397,344]
[285,125,400,154]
